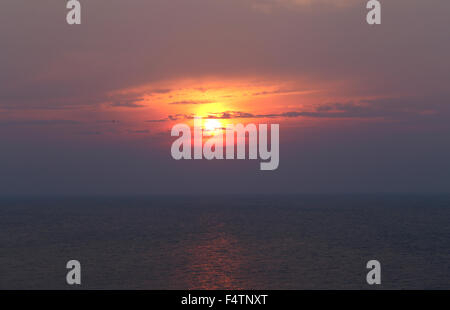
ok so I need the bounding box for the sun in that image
[203,119,223,135]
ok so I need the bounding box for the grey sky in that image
[1,0,449,195]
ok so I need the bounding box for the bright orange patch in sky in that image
[107,77,320,121]
[96,76,352,142]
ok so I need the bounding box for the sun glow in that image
[203,119,223,135]
[106,77,317,134]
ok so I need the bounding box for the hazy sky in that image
[1,0,449,195]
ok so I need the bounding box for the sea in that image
[0,195,449,289]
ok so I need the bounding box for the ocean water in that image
[0,195,449,289]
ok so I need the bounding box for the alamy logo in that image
[66,260,81,285]
[366,0,381,25]
[170,117,279,170]
[66,0,81,25]
[66,2,380,26]
[366,260,381,285]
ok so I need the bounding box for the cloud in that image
[1,0,449,114]
[251,89,305,96]
[96,120,121,124]
[110,95,146,108]
[110,101,146,108]
[0,119,82,126]
[128,129,150,134]
[148,97,443,123]
[168,100,214,105]
[148,88,172,94]
[145,118,168,123]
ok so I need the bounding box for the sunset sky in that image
[1,0,449,195]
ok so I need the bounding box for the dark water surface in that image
[0,195,449,289]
